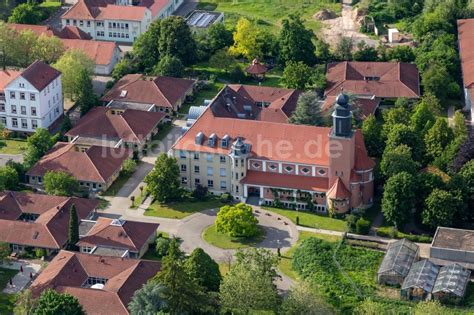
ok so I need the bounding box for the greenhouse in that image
[432,263,471,304]
[378,238,419,286]
[401,259,439,301]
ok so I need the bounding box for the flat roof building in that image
[186,10,224,31]
[430,227,474,267]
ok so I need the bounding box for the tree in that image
[288,91,322,126]
[215,203,259,238]
[278,14,316,66]
[415,172,445,209]
[315,37,332,63]
[0,166,19,190]
[8,4,44,25]
[152,55,184,77]
[0,22,17,69]
[111,58,135,81]
[353,41,378,61]
[53,49,94,100]
[0,242,10,263]
[452,110,467,139]
[185,248,221,292]
[34,34,64,64]
[43,171,79,196]
[335,37,353,60]
[33,289,85,315]
[421,64,457,103]
[381,172,416,228]
[157,16,196,66]
[60,115,73,134]
[209,49,236,73]
[133,20,162,71]
[122,158,137,175]
[207,23,233,53]
[414,300,451,315]
[385,124,424,162]
[424,118,454,160]
[14,289,36,315]
[281,281,331,315]
[354,298,386,315]
[362,115,384,157]
[422,189,461,229]
[154,238,210,314]
[128,281,167,315]
[220,248,279,314]
[155,237,170,258]
[386,45,415,62]
[380,145,419,178]
[24,128,57,167]
[191,184,208,201]
[15,30,38,67]
[381,105,411,138]
[410,98,436,136]
[229,17,263,59]
[75,68,98,114]
[145,154,182,202]
[68,204,79,250]
[282,61,314,90]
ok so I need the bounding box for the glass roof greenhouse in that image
[378,239,419,277]
[432,263,471,297]
[401,259,439,292]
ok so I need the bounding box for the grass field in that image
[0,139,27,154]
[144,198,222,219]
[202,224,265,249]
[179,81,224,114]
[263,206,347,231]
[198,0,340,34]
[0,267,18,314]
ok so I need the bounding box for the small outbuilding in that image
[432,263,471,305]
[245,59,268,81]
[378,239,419,286]
[401,259,439,301]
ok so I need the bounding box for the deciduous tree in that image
[145,154,182,203]
[424,118,454,160]
[353,41,378,61]
[14,289,36,315]
[381,172,416,228]
[385,124,424,162]
[229,17,263,59]
[33,289,85,315]
[34,34,64,64]
[215,203,258,238]
[362,114,384,157]
[380,144,419,178]
[8,4,44,25]
[152,55,184,77]
[185,248,221,292]
[281,281,331,315]
[335,37,353,60]
[0,166,19,191]
[282,61,313,90]
[206,23,233,53]
[24,128,57,167]
[422,189,461,229]
[157,16,196,66]
[44,171,79,196]
[278,14,316,66]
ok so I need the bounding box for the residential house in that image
[30,250,161,315]
[378,239,419,286]
[0,191,99,254]
[78,217,158,258]
[62,39,121,75]
[65,106,165,154]
[27,142,131,192]
[0,70,21,125]
[0,61,63,133]
[171,92,375,214]
[102,74,196,116]
[457,19,474,124]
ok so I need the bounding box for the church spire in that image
[331,92,353,138]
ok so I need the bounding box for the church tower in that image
[332,93,353,138]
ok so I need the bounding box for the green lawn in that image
[263,206,347,232]
[279,231,341,280]
[179,81,224,114]
[142,231,169,260]
[103,166,139,197]
[0,139,27,154]
[0,267,18,314]
[202,224,265,249]
[198,0,340,34]
[144,198,222,219]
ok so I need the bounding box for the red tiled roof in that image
[62,0,116,20]
[21,60,61,91]
[322,96,380,119]
[325,61,420,98]
[26,142,131,184]
[241,170,329,192]
[327,177,351,200]
[0,70,21,91]
[101,74,195,109]
[97,5,148,21]
[458,19,474,119]
[31,251,161,315]
[62,39,118,66]
[57,26,92,40]
[7,23,59,37]
[76,217,158,253]
[138,0,168,17]
[0,192,98,249]
[245,60,268,75]
[66,107,165,143]
[354,130,376,170]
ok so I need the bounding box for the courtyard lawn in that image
[144,198,222,219]
[202,224,265,249]
[263,207,347,232]
[0,267,18,315]
[179,81,223,114]
[197,0,340,34]
[279,231,341,280]
[0,139,27,155]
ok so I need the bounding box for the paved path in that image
[1,260,42,294]
[0,154,22,167]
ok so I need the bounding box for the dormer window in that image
[208,133,217,147]
[195,132,204,145]
[120,90,128,97]
[364,76,380,81]
[19,83,25,88]
[284,166,293,173]
[221,135,230,148]
[301,167,310,174]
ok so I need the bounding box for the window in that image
[30,94,35,101]
[193,153,199,160]
[252,162,261,169]
[194,165,200,173]
[318,169,326,176]
[220,156,226,163]
[0,104,5,112]
[66,19,70,25]
[11,105,16,114]
[206,154,213,162]
[181,177,188,184]
[73,20,77,26]
[285,166,293,173]
[194,178,200,185]
[240,159,244,167]
[220,168,226,177]
[207,180,214,188]
[31,120,37,128]
[11,118,18,128]
[21,119,27,129]
[31,107,37,116]
[10,92,15,99]
[180,164,187,172]
[220,181,227,190]
[19,83,24,88]
[20,106,26,115]
[0,117,6,125]
[179,151,186,159]
[87,21,91,27]
[79,20,84,26]
[207,166,213,176]
[268,164,277,171]
[301,167,310,174]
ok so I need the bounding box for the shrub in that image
[105,80,115,89]
[376,227,432,243]
[355,218,371,235]
[346,214,358,233]
[220,193,232,204]
[192,185,208,201]
[122,158,137,175]
[155,237,170,258]
[215,203,258,238]
[35,248,47,258]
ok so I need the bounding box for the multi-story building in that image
[61,0,183,43]
[171,89,375,214]
[0,61,63,133]
[458,19,474,124]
